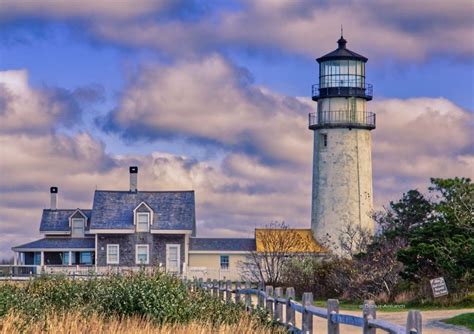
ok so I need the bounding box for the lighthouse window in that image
[320,133,328,149]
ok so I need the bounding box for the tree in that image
[241,222,321,285]
[397,178,474,293]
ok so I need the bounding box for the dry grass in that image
[0,311,283,334]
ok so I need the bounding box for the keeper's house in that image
[12,167,322,280]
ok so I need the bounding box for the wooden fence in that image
[187,278,422,334]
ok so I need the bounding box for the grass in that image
[0,311,285,334]
[442,313,474,331]
[0,273,281,333]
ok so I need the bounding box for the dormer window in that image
[71,218,85,237]
[136,213,150,232]
[133,201,154,233]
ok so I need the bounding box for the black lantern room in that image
[312,36,372,101]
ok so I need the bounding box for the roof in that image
[12,238,95,250]
[255,229,326,253]
[90,190,195,233]
[190,238,256,252]
[317,36,368,63]
[40,209,92,232]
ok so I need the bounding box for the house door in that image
[166,244,180,273]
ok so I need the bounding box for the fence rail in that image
[187,278,422,334]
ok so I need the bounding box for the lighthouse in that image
[309,34,376,253]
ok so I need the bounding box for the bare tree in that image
[337,222,373,258]
[241,222,320,285]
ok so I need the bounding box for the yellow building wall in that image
[188,253,248,280]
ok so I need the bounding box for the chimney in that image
[50,187,58,210]
[129,166,138,192]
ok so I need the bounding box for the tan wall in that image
[188,253,248,281]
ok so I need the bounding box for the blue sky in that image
[0,0,473,257]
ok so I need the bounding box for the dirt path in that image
[297,308,474,333]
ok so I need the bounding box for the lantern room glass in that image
[319,60,365,88]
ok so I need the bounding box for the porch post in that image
[40,251,44,267]
[184,234,189,274]
[13,252,18,265]
[68,251,72,266]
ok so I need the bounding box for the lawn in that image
[442,313,474,331]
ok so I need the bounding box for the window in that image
[220,255,229,270]
[135,245,149,265]
[166,244,180,272]
[136,213,150,232]
[71,218,85,237]
[319,133,328,149]
[106,244,119,264]
[80,252,93,265]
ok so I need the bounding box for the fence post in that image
[274,287,283,324]
[363,300,376,334]
[302,292,313,334]
[245,281,252,310]
[286,287,295,329]
[265,286,274,315]
[258,282,265,308]
[206,278,211,293]
[198,277,203,289]
[212,279,218,298]
[406,310,422,334]
[219,280,225,301]
[235,281,241,303]
[327,299,340,334]
[226,280,232,303]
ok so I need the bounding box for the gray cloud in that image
[1,1,472,61]
[101,55,312,165]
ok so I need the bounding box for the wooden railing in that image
[187,278,422,334]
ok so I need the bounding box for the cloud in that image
[2,1,472,61]
[0,67,472,260]
[102,55,312,165]
[90,0,473,61]
[0,0,172,20]
[0,70,85,135]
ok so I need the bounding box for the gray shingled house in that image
[12,167,256,279]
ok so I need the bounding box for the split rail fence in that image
[187,278,422,334]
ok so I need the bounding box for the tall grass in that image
[0,311,284,334]
[0,273,279,332]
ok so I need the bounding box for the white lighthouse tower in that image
[310,34,376,253]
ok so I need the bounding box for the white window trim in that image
[106,244,119,265]
[135,244,150,265]
[166,244,181,273]
[136,212,150,232]
[133,202,154,227]
[71,218,85,237]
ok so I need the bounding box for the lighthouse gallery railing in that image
[308,110,376,130]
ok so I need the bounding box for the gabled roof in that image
[40,209,92,232]
[90,190,195,234]
[12,238,95,250]
[317,37,368,63]
[190,238,256,252]
[255,229,326,253]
